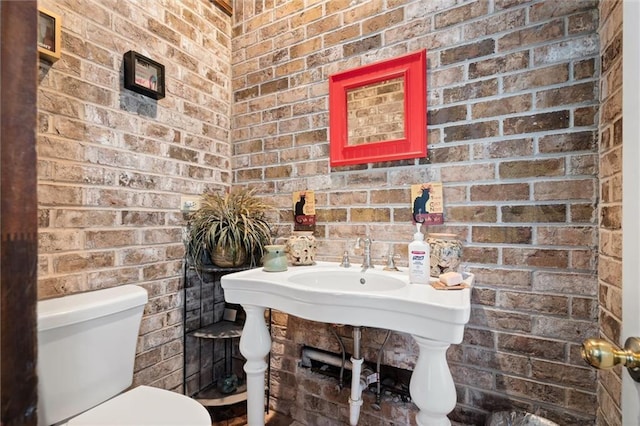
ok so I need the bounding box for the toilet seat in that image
[66,385,211,425]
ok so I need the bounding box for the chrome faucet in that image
[355,237,374,271]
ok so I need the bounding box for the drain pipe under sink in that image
[349,326,364,426]
[300,327,373,425]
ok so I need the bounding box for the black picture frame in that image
[123,50,165,100]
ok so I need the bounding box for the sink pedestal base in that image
[410,336,455,426]
[238,305,457,426]
[239,305,271,425]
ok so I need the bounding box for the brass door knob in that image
[581,337,640,382]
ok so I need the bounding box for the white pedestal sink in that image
[221,262,472,426]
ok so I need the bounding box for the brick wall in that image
[231,1,602,424]
[596,1,623,425]
[33,0,619,424]
[36,0,231,391]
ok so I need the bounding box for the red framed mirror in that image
[329,50,427,167]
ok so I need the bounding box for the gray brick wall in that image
[36,0,232,392]
[232,1,602,424]
[33,0,623,424]
[597,1,623,425]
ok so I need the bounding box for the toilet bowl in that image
[37,285,210,426]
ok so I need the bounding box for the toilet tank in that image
[37,285,148,426]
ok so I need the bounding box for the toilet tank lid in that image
[38,285,148,332]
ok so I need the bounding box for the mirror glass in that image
[329,50,427,167]
[346,77,405,146]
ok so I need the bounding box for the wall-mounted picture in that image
[38,7,61,62]
[411,182,444,225]
[292,190,316,231]
[123,51,166,100]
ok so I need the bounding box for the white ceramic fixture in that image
[287,268,406,292]
[37,285,210,426]
[221,261,473,426]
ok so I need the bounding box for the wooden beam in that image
[212,0,232,16]
[1,1,39,425]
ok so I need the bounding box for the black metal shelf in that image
[192,382,248,407]
[183,255,271,412]
[189,264,251,273]
[183,251,271,412]
[188,320,243,340]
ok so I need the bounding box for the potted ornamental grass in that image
[189,187,273,268]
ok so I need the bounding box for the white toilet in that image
[37,284,211,425]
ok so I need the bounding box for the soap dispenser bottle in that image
[408,223,430,284]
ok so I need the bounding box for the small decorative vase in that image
[218,374,239,394]
[426,233,463,277]
[262,245,288,272]
[286,231,317,266]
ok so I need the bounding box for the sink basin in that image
[221,262,472,338]
[287,269,406,292]
[221,261,475,426]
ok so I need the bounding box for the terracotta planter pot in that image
[210,244,248,268]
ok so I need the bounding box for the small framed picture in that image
[123,51,166,100]
[37,7,61,62]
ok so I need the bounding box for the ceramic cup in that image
[262,244,288,272]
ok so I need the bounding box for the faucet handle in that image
[383,248,400,272]
[340,250,351,268]
[355,237,362,249]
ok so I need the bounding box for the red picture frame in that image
[329,50,427,167]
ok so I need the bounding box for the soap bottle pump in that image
[408,223,430,284]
